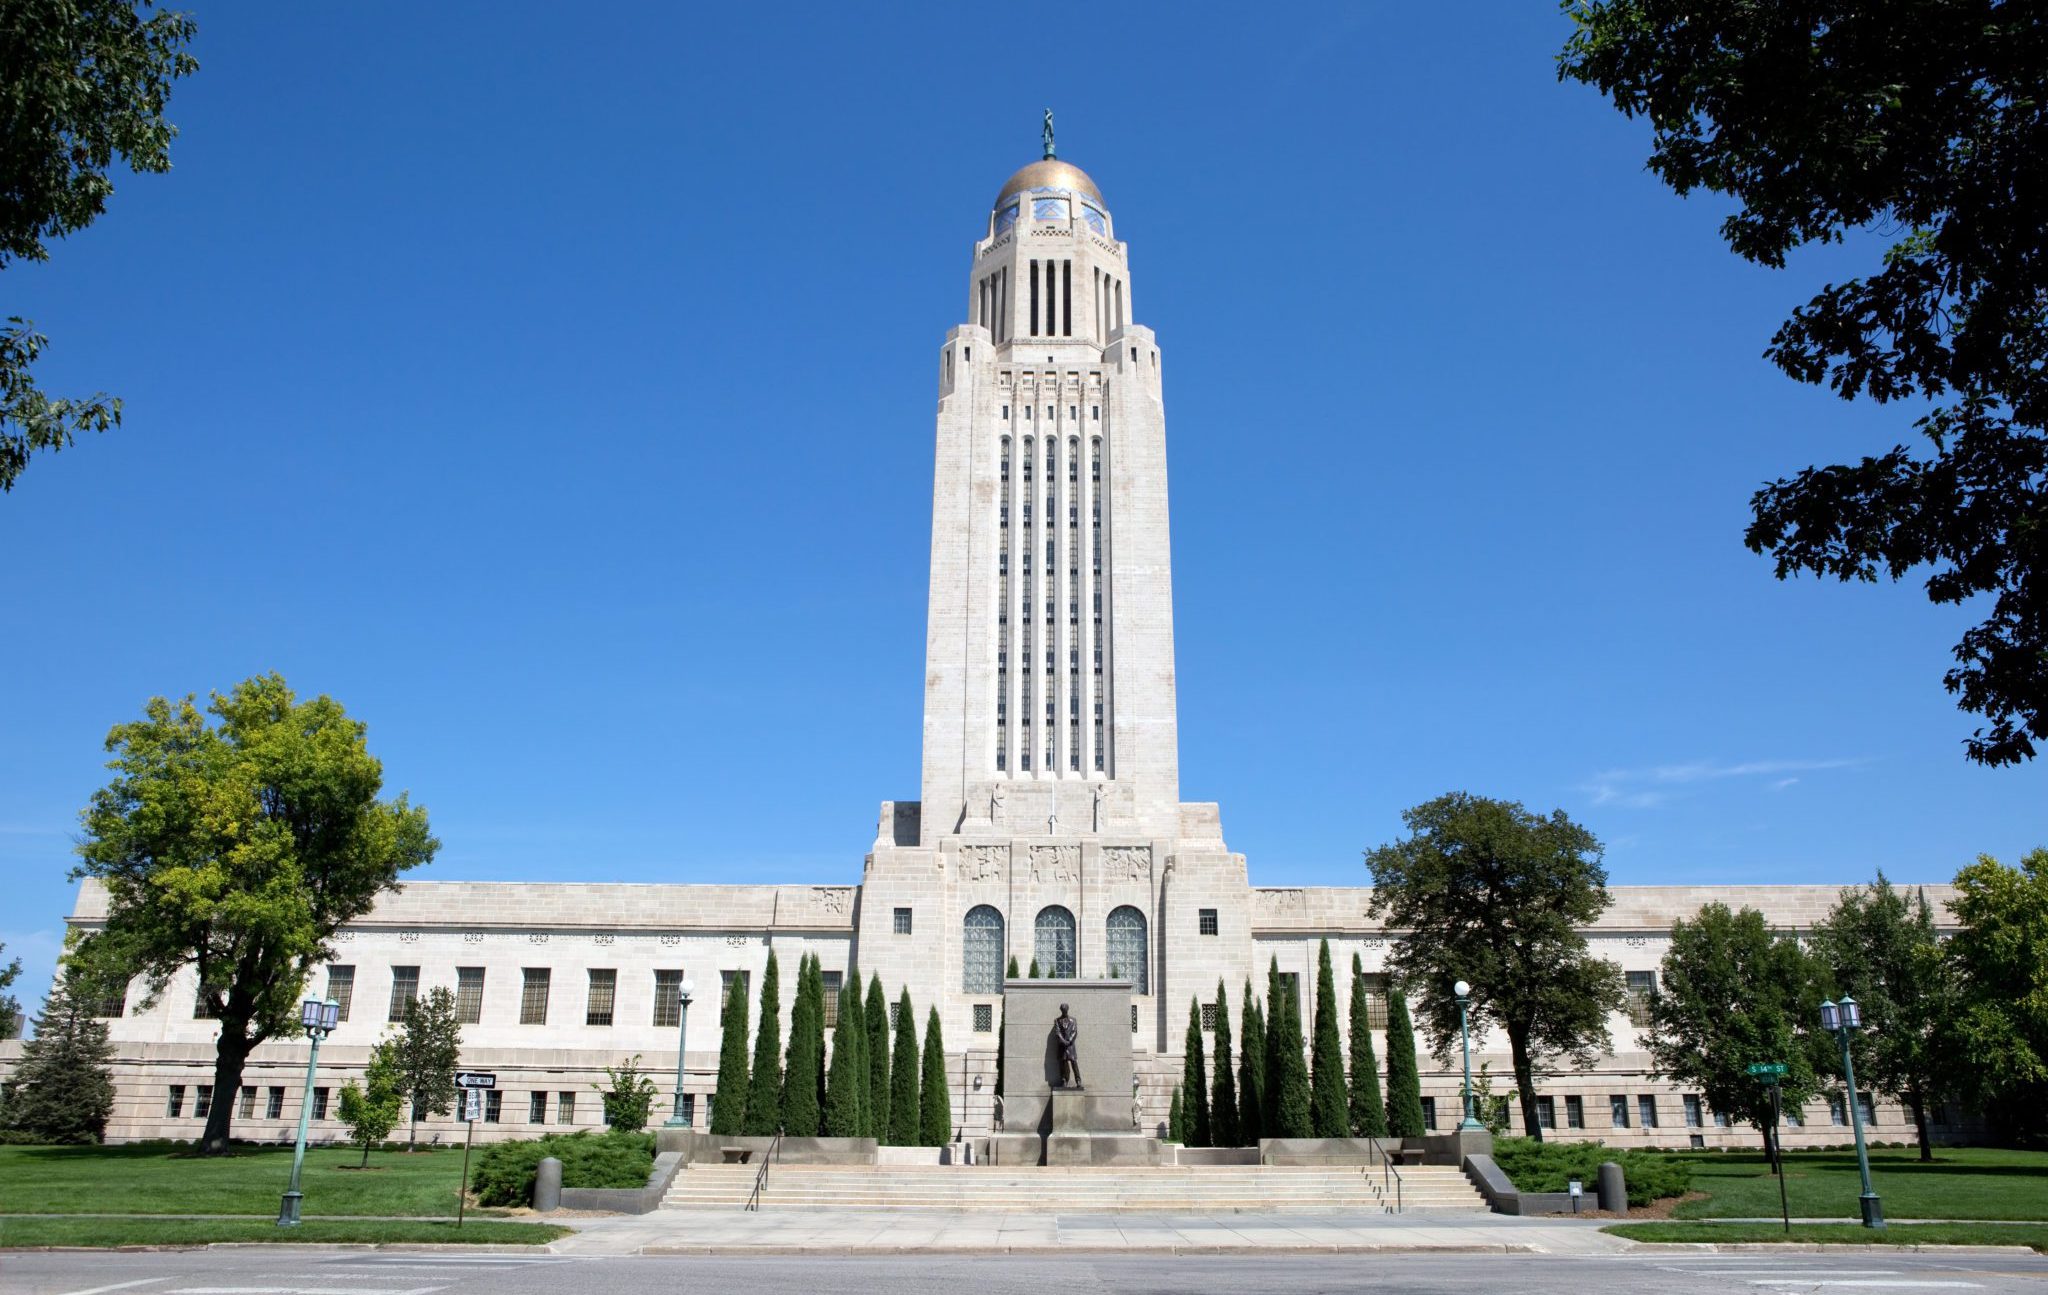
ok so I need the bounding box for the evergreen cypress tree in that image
[1007,954,1020,979]
[1169,1082,1185,1143]
[805,955,827,1121]
[1310,938,1349,1136]
[823,968,865,1136]
[1238,982,1265,1146]
[1383,984,1427,1138]
[781,954,822,1136]
[1262,959,1286,1135]
[1028,958,1041,978]
[1271,957,1313,1137]
[842,963,869,1136]
[743,952,783,1135]
[1182,997,1210,1147]
[919,1006,950,1146]
[889,989,921,1145]
[1348,952,1388,1138]
[0,971,114,1143]
[1209,979,1238,1148]
[710,972,751,1134]
[865,973,890,1143]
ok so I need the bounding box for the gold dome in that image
[994,159,1104,210]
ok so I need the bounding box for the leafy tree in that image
[1365,792,1627,1141]
[0,942,21,1040]
[918,1006,949,1146]
[1209,979,1238,1148]
[1559,5,2048,765]
[711,973,750,1135]
[0,970,115,1142]
[0,1,199,492]
[1237,981,1264,1146]
[1309,939,1349,1136]
[888,988,920,1145]
[780,954,821,1136]
[1181,997,1210,1147]
[1645,903,1831,1156]
[395,986,461,1149]
[1349,953,1387,1138]
[742,953,782,1135]
[71,674,436,1154]
[1810,873,1964,1160]
[824,967,865,1137]
[1945,849,2048,1138]
[1266,957,1312,1137]
[1169,1083,1185,1143]
[595,1055,659,1134]
[336,1038,402,1165]
[1384,986,1427,1138]
[864,973,890,1143]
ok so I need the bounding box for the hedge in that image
[1490,1136,1692,1208]
[469,1130,655,1207]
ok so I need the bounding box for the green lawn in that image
[0,1216,566,1248]
[1608,1221,2048,1252]
[1670,1147,2048,1222]
[0,1143,497,1218]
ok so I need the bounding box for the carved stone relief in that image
[1102,845,1151,882]
[1030,844,1080,884]
[958,844,1007,882]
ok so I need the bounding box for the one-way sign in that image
[455,1071,496,1090]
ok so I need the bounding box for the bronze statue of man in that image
[1053,1002,1083,1088]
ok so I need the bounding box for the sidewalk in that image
[548,1208,1637,1256]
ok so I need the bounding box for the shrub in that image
[1490,1136,1693,1208]
[470,1130,655,1207]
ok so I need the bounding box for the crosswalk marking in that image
[1745,1282,1982,1290]
[168,1287,444,1295]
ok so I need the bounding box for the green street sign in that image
[1747,1063,1788,1077]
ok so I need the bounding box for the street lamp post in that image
[663,979,697,1128]
[1821,996,1884,1229]
[1454,979,1484,1131]
[277,996,341,1227]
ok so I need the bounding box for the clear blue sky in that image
[3,4,2041,1014]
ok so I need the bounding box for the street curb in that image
[0,1243,562,1254]
[625,1243,1550,1256]
[1620,1242,2043,1255]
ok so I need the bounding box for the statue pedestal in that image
[1049,1089,1090,1134]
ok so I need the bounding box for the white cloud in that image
[1582,758,1863,808]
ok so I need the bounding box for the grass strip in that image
[1607,1221,2048,1252]
[0,1216,567,1248]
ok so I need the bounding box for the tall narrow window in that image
[1034,905,1077,979]
[652,969,683,1028]
[520,968,551,1025]
[1105,906,1148,994]
[455,967,485,1024]
[387,966,419,1022]
[1029,259,1040,336]
[822,970,842,1027]
[1625,970,1656,1026]
[1062,260,1072,336]
[963,905,1005,994]
[586,968,617,1027]
[326,965,355,1022]
[1360,973,1390,1028]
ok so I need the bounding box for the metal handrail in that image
[1366,1138,1404,1214]
[744,1127,784,1211]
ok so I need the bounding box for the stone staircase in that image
[661,1163,1487,1213]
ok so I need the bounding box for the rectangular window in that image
[313,1087,330,1121]
[194,1084,214,1118]
[1783,1104,1803,1128]
[166,1085,186,1118]
[326,965,355,1022]
[1712,1107,1731,1128]
[890,1001,905,1029]
[1858,1092,1877,1126]
[586,968,617,1027]
[1625,970,1657,1026]
[1828,1093,1848,1126]
[1359,973,1390,1029]
[1131,1004,1140,1033]
[484,1090,502,1123]
[1536,1096,1556,1130]
[1420,1097,1437,1130]
[1198,909,1218,936]
[720,968,749,1012]
[388,965,420,1023]
[1610,1094,1630,1128]
[1565,1095,1585,1129]
[93,983,127,1018]
[520,968,551,1025]
[1201,1003,1218,1032]
[193,988,217,1018]
[455,966,485,1024]
[677,1093,696,1127]
[974,1003,993,1033]
[529,1091,547,1124]
[822,971,842,1028]
[557,1091,576,1124]
[1683,1094,1703,1127]
[239,1086,257,1119]
[1638,1095,1659,1128]
[652,969,683,1028]
[894,907,914,935]
[267,1087,285,1119]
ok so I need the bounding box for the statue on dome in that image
[1042,108,1055,161]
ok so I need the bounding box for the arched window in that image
[1034,905,1077,979]
[963,905,1005,994]
[1105,906,1148,994]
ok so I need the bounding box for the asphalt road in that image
[6,1248,2048,1295]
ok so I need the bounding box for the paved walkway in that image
[549,1208,1637,1255]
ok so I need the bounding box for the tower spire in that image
[1042,108,1055,160]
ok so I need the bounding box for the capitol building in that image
[50,143,1957,1150]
